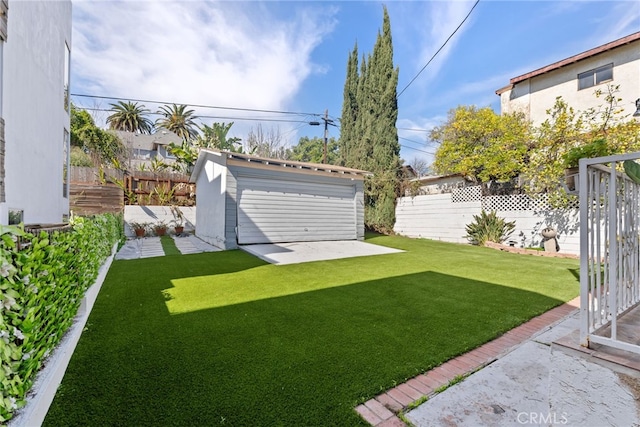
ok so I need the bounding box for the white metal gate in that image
[580,153,640,354]
[237,176,357,244]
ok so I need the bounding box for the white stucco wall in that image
[501,41,640,126]
[0,1,72,224]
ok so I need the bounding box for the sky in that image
[70,0,640,168]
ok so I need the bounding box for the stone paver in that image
[172,234,221,254]
[354,297,582,426]
[115,234,219,260]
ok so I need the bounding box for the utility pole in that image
[322,110,334,164]
[323,110,328,164]
[309,110,334,164]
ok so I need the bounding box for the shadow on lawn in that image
[44,253,569,427]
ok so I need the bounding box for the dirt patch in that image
[483,241,579,259]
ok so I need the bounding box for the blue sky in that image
[71,1,640,167]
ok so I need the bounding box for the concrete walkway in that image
[115,234,219,260]
[356,297,640,427]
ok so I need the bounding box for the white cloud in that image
[412,1,478,88]
[71,0,338,141]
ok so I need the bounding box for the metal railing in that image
[580,152,640,354]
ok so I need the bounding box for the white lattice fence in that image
[395,189,581,254]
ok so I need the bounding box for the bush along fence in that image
[0,213,123,422]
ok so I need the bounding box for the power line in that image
[76,106,316,125]
[70,93,320,117]
[400,144,434,155]
[397,127,431,132]
[397,0,480,98]
[399,137,436,155]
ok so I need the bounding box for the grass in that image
[43,234,579,426]
[159,235,181,256]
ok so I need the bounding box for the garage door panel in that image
[237,176,356,244]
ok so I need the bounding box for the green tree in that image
[339,44,359,166]
[339,6,400,233]
[167,122,243,173]
[70,103,126,167]
[155,104,199,140]
[523,87,640,205]
[290,136,338,164]
[106,101,154,134]
[522,97,585,200]
[194,122,243,151]
[432,106,532,183]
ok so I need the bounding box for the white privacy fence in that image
[580,153,640,354]
[394,186,581,254]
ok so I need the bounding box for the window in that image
[8,209,23,225]
[578,63,613,90]
[0,118,4,203]
[64,42,70,112]
[63,129,70,198]
[0,1,7,42]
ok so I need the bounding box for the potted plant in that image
[129,221,148,238]
[562,138,611,193]
[153,221,168,236]
[170,205,185,235]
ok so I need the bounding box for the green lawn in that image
[43,234,579,426]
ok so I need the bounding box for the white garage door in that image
[237,176,357,244]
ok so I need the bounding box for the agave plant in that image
[465,210,516,246]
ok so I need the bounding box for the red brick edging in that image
[355,297,580,426]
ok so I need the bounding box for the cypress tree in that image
[339,44,359,166]
[340,5,399,232]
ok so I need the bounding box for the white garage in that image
[190,150,370,250]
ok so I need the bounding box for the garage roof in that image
[190,149,373,182]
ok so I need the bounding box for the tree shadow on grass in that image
[44,261,568,427]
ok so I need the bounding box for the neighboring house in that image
[0,1,72,225]
[190,150,370,250]
[496,32,640,126]
[410,173,470,195]
[114,129,182,170]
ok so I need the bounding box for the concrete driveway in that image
[240,240,403,265]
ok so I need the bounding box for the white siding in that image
[0,1,71,224]
[394,194,480,244]
[194,157,228,249]
[394,194,581,255]
[237,176,356,244]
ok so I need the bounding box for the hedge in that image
[0,213,123,422]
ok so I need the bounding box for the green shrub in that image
[562,138,612,168]
[0,213,122,422]
[70,146,94,167]
[465,210,516,246]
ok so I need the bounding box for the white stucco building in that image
[496,32,640,126]
[0,1,72,225]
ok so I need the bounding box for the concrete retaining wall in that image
[124,206,196,237]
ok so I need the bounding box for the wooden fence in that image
[124,170,195,206]
[69,167,195,215]
[70,184,124,216]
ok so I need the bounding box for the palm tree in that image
[106,101,154,134]
[155,104,199,140]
